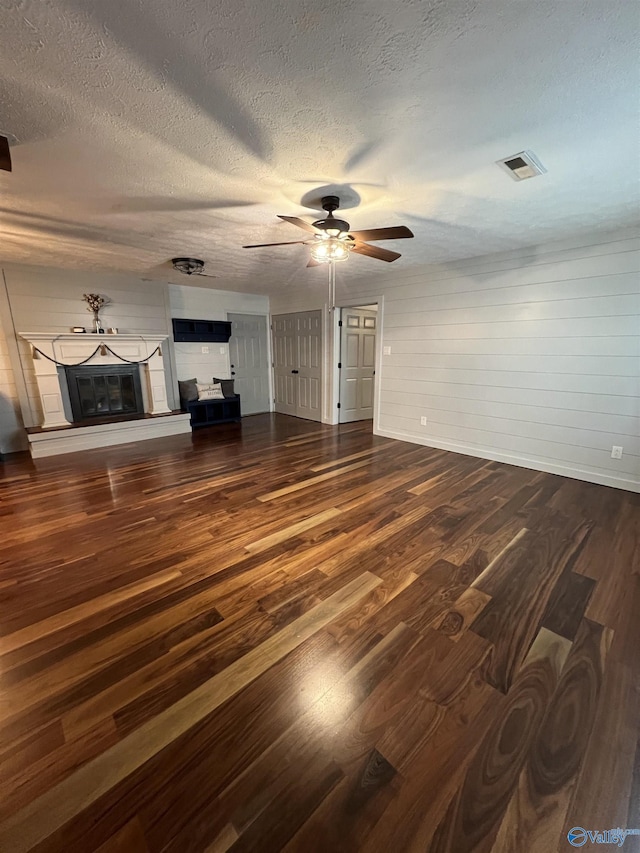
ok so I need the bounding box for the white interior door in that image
[272,310,322,421]
[296,311,322,421]
[228,313,270,415]
[339,308,377,423]
[272,314,297,416]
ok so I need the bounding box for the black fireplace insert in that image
[65,365,144,422]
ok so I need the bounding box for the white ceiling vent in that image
[496,150,547,181]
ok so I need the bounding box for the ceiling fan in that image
[0,135,12,172]
[243,195,413,266]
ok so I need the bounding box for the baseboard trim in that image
[374,426,640,493]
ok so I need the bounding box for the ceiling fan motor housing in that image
[313,197,350,234]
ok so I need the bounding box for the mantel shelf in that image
[19,332,168,343]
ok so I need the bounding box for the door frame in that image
[226,310,274,414]
[329,297,383,429]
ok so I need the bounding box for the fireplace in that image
[66,364,144,422]
[18,332,191,458]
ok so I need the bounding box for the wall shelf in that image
[172,318,232,343]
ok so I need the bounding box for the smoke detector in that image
[496,151,546,181]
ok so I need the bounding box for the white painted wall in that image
[169,284,269,384]
[272,227,640,492]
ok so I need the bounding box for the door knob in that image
[291,369,299,374]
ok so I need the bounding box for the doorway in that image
[227,313,271,415]
[272,310,322,421]
[338,305,377,424]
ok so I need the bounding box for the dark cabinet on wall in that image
[172,318,232,343]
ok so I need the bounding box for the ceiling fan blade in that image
[348,226,413,242]
[307,257,323,267]
[243,240,309,248]
[0,136,12,172]
[352,242,401,262]
[277,215,320,234]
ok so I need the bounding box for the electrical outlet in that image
[201,346,209,354]
[383,345,391,355]
[219,346,225,354]
[611,445,623,459]
[420,416,427,426]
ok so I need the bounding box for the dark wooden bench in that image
[183,395,241,428]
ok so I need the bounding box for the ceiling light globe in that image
[309,236,352,263]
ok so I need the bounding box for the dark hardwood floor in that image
[0,414,638,852]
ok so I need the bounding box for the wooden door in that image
[228,313,270,415]
[339,308,376,423]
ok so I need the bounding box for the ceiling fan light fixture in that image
[172,257,206,275]
[309,235,353,263]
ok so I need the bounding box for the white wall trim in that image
[374,425,640,493]
[374,295,384,435]
[324,302,339,424]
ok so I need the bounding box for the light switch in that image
[219,347,225,354]
[383,345,391,355]
[201,346,209,354]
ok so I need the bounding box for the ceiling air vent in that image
[496,150,546,181]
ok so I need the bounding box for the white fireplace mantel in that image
[19,332,172,429]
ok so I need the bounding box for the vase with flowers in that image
[83,293,109,333]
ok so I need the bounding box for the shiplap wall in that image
[169,284,269,383]
[0,287,27,453]
[271,226,640,491]
[0,265,177,428]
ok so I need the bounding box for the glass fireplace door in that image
[67,365,144,422]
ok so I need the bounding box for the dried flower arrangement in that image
[83,293,110,333]
[83,293,108,313]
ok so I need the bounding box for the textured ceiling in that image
[0,0,638,294]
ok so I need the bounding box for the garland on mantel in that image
[32,343,162,368]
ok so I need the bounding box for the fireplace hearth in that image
[66,364,144,422]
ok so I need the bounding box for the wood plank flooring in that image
[0,414,638,852]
